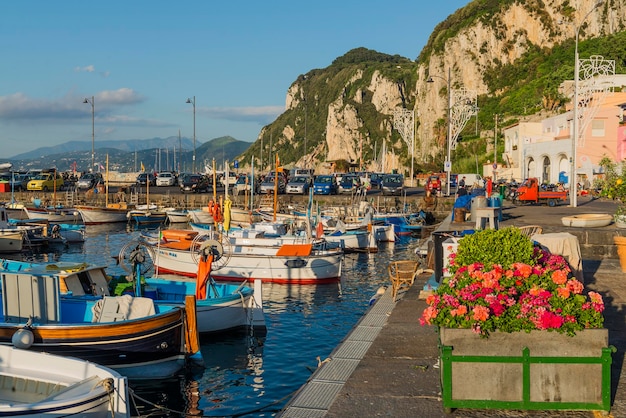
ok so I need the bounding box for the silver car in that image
[286,176,311,195]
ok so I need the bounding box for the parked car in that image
[369,173,384,190]
[220,172,238,187]
[27,172,65,191]
[286,176,311,195]
[259,175,286,194]
[381,174,404,196]
[136,172,156,186]
[234,174,255,195]
[76,173,103,190]
[338,174,362,194]
[1,173,31,191]
[179,173,209,193]
[313,175,338,195]
[156,172,176,187]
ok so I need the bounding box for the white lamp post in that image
[393,108,415,187]
[186,96,196,173]
[571,0,604,208]
[82,96,95,171]
[427,68,453,196]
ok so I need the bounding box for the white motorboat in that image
[152,231,343,284]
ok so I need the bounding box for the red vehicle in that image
[426,175,442,195]
[513,178,568,207]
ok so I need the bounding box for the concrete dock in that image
[280,196,626,417]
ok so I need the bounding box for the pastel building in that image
[502,91,626,187]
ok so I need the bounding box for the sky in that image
[0,0,470,158]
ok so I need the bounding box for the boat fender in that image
[12,328,34,349]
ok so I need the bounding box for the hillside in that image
[239,0,626,176]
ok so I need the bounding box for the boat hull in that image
[143,278,263,334]
[25,207,83,223]
[0,307,188,379]
[0,345,129,417]
[0,230,24,253]
[75,205,129,225]
[155,245,343,284]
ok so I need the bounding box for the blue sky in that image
[0,0,469,158]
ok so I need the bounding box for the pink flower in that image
[566,279,584,294]
[589,291,603,304]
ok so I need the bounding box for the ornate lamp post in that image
[427,69,477,196]
[570,0,604,208]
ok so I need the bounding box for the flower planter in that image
[616,215,626,229]
[614,235,626,272]
[439,328,613,413]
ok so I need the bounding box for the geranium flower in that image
[419,229,605,337]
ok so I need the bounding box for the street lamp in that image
[393,108,415,187]
[571,0,604,208]
[82,96,95,171]
[186,96,196,173]
[427,67,452,196]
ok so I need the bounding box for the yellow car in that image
[27,172,64,191]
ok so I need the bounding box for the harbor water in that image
[13,223,422,417]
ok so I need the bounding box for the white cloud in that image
[75,65,95,73]
[96,88,144,105]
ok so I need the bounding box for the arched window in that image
[542,156,551,184]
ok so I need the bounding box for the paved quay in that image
[280,196,626,417]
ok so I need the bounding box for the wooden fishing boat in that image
[152,231,343,284]
[165,208,190,223]
[127,208,167,225]
[1,255,265,335]
[0,268,202,379]
[0,345,129,417]
[24,206,83,223]
[75,203,130,225]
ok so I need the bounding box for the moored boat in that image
[24,206,83,223]
[75,203,131,225]
[0,345,130,417]
[152,232,343,284]
[0,267,202,379]
[165,208,190,223]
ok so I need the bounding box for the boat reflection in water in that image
[132,331,265,417]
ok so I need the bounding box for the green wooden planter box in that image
[439,328,614,413]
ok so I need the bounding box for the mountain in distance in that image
[8,135,253,173]
[10,136,196,161]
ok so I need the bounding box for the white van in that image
[457,173,484,188]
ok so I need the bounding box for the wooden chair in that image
[517,225,543,238]
[388,260,419,302]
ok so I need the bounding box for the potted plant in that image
[598,157,626,220]
[615,204,626,228]
[420,227,612,413]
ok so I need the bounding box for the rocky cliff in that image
[240,0,626,175]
